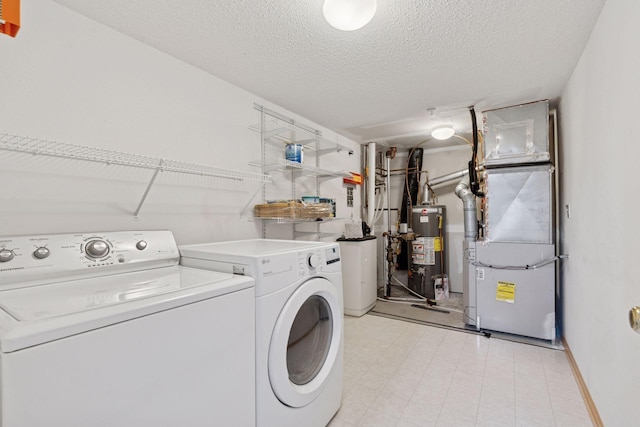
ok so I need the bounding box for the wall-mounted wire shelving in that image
[251,104,352,237]
[248,124,353,156]
[0,132,271,217]
[252,216,341,224]
[250,104,354,156]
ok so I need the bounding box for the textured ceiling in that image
[52,0,605,144]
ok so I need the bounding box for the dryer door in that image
[268,277,342,408]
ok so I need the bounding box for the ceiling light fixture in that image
[323,0,377,31]
[431,126,455,140]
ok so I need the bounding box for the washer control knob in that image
[0,249,15,262]
[33,247,50,259]
[307,253,321,269]
[85,240,109,258]
[136,240,148,251]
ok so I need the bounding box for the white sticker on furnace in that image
[476,268,485,280]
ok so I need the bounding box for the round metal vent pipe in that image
[455,180,478,242]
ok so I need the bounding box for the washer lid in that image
[0,266,254,352]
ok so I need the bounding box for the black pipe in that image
[469,107,485,198]
[398,148,423,270]
[400,148,423,225]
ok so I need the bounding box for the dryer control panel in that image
[0,230,179,289]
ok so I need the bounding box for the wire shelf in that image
[248,124,352,154]
[249,157,351,178]
[0,133,271,183]
[251,217,342,224]
[0,132,271,218]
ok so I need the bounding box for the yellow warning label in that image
[434,237,442,252]
[496,281,516,303]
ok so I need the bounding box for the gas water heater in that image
[408,205,447,300]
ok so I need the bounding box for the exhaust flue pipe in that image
[455,181,478,242]
[421,181,430,205]
[430,169,469,188]
[422,168,470,204]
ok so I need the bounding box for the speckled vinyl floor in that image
[328,314,592,427]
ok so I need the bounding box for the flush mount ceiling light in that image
[323,0,377,31]
[431,126,455,140]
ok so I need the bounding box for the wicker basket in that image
[254,200,332,219]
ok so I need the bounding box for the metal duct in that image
[455,180,478,241]
[421,168,470,204]
[421,182,430,205]
[429,168,469,188]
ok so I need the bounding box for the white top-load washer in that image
[180,239,344,427]
[0,230,255,427]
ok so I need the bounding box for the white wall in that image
[559,0,640,424]
[0,1,360,245]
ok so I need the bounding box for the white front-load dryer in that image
[180,239,343,427]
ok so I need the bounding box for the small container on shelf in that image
[285,144,303,164]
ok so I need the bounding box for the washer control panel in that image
[296,245,341,276]
[0,230,179,289]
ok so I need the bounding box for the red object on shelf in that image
[0,0,20,38]
[343,172,362,185]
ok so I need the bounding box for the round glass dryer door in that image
[268,277,342,408]
[287,295,332,385]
